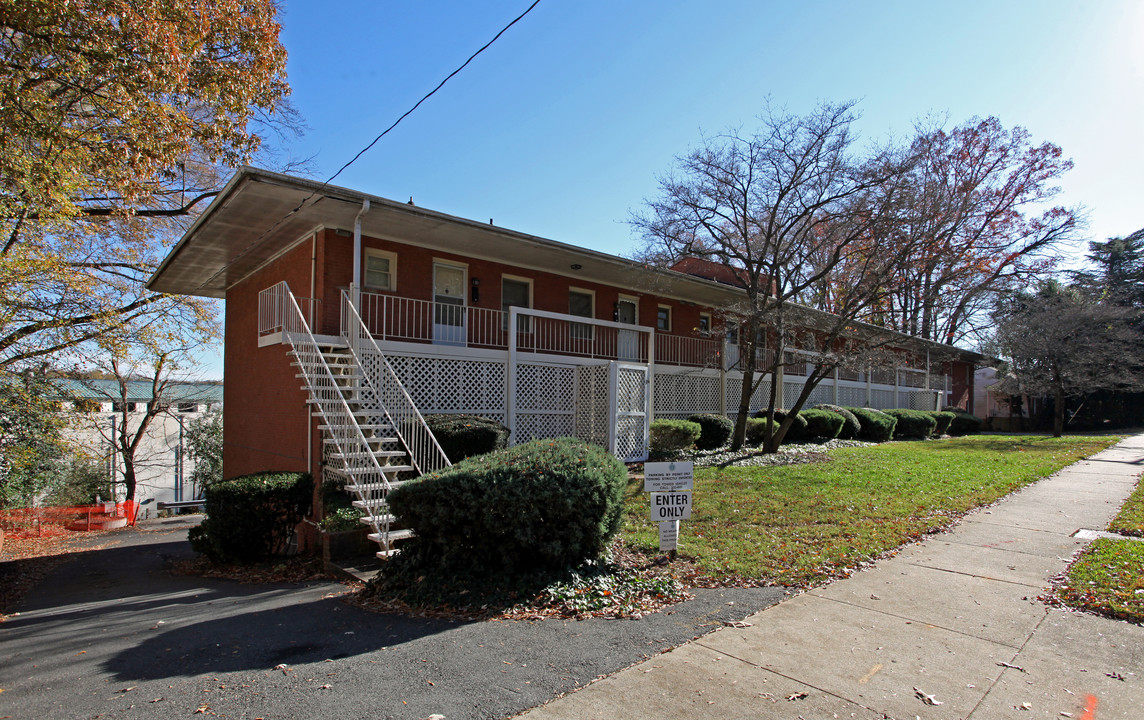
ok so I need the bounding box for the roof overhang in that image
[147,167,986,364]
[147,168,745,308]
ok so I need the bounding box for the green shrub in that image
[745,417,775,445]
[947,410,984,436]
[928,411,957,436]
[758,409,809,442]
[814,404,861,440]
[650,419,701,455]
[425,414,510,463]
[319,507,361,532]
[188,471,313,563]
[800,408,845,439]
[843,407,897,443]
[883,409,938,439]
[687,413,734,450]
[386,438,627,575]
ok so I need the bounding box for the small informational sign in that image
[644,461,694,492]
[650,491,692,521]
[658,520,679,551]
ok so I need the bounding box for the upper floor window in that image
[656,305,671,332]
[364,249,396,291]
[698,313,711,336]
[569,288,594,339]
[502,276,532,332]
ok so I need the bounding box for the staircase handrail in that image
[268,282,396,496]
[341,286,452,476]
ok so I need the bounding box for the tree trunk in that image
[1053,386,1065,438]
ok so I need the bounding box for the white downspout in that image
[352,199,371,309]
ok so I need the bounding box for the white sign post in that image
[644,461,694,555]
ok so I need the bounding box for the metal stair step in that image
[346,479,412,493]
[358,512,397,525]
[329,449,407,460]
[368,528,415,545]
[323,465,414,478]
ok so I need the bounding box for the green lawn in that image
[1108,475,1144,537]
[622,435,1121,588]
[1057,539,1144,624]
[1056,470,1144,624]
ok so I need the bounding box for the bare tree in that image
[633,101,921,450]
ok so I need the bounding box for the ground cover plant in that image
[621,435,1119,588]
[1108,477,1144,537]
[1050,474,1144,624]
[1053,538,1144,624]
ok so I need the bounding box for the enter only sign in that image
[650,491,691,521]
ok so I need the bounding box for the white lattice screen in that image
[387,354,507,422]
[870,389,895,409]
[653,371,720,419]
[515,362,577,442]
[575,364,609,447]
[724,372,772,416]
[902,390,939,411]
[614,365,648,462]
[837,384,867,408]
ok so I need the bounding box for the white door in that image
[433,263,466,346]
[616,298,639,361]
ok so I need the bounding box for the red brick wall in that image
[307,229,713,336]
[224,237,315,481]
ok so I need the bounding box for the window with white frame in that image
[656,305,671,332]
[698,312,711,336]
[364,249,396,291]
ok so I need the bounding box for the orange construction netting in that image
[0,501,140,539]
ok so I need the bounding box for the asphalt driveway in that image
[0,518,786,720]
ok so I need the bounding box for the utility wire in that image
[192,0,543,294]
[325,0,542,186]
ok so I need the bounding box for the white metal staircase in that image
[261,282,450,559]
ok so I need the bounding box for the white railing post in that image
[507,306,518,445]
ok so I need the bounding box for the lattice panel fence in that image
[653,371,720,419]
[724,373,772,416]
[783,380,833,410]
[515,362,577,443]
[575,363,609,447]
[870,389,895,409]
[900,390,939,411]
[387,354,507,422]
[615,365,649,461]
[837,384,867,408]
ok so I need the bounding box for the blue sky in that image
[198,0,1144,377]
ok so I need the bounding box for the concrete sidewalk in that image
[522,435,1144,720]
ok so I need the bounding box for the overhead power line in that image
[324,0,543,186]
[191,0,543,294]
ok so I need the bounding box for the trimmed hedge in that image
[650,419,701,455]
[948,410,984,436]
[814,404,861,440]
[757,409,809,442]
[425,414,510,463]
[188,471,313,563]
[386,438,627,575]
[687,413,734,450]
[843,407,897,443]
[745,417,775,446]
[927,411,957,436]
[883,408,938,439]
[800,408,844,439]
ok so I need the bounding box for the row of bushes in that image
[650,406,983,454]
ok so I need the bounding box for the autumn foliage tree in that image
[0,0,291,367]
[864,117,1080,345]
